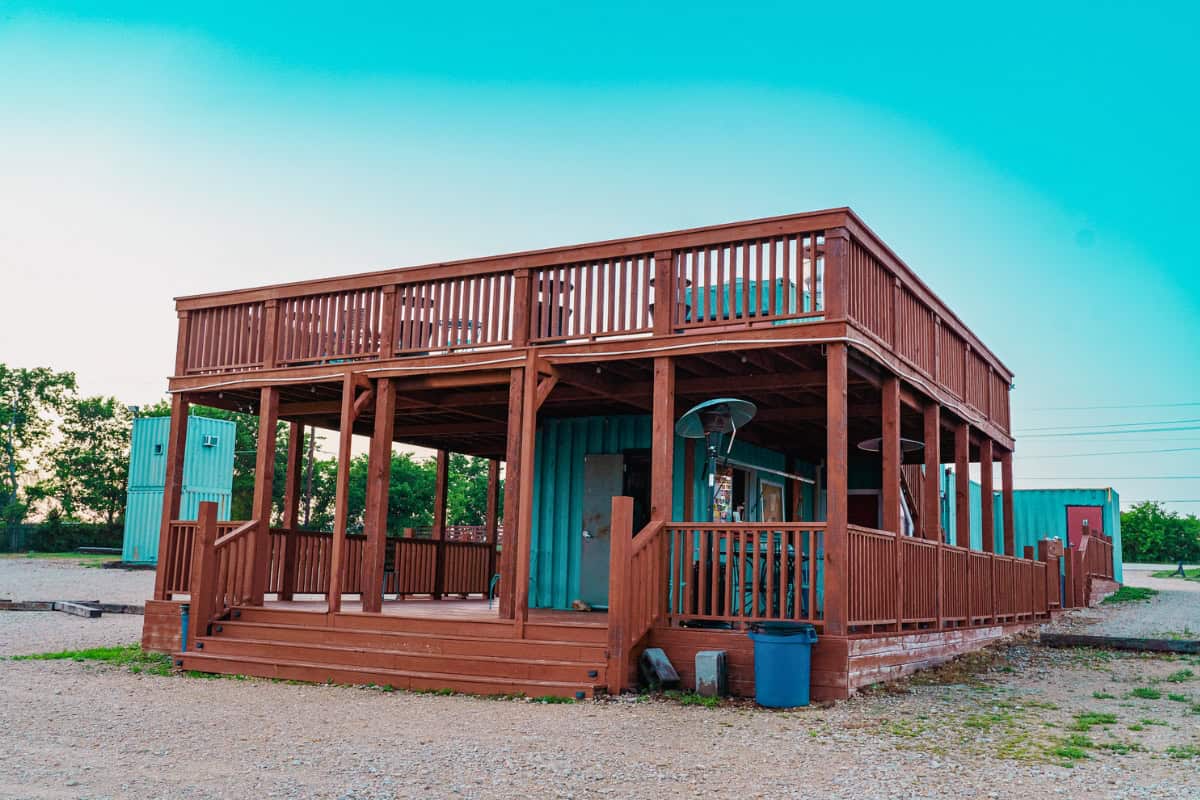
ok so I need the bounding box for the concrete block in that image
[695,650,728,697]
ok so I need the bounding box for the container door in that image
[580,454,625,608]
[1066,505,1104,548]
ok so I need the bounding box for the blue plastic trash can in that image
[747,622,818,707]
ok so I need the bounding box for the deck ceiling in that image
[189,344,981,463]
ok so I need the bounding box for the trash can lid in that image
[748,621,817,636]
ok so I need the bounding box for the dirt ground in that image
[1,558,1198,800]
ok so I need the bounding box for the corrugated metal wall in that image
[121,416,236,564]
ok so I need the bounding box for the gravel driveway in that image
[1,558,1198,799]
[1048,565,1200,640]
[0,556,155,605]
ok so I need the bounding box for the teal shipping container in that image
[941,470,1123,583]
[121,415,236,564]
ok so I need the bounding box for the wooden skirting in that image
[649,619,1043,702]
[142,599,185,654]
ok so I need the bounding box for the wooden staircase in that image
[178,607,609,699]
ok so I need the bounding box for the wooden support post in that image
[431,448,449,600]
[882,375,902,631]
[498,368,524,619]
[825,342,849,636]
[379,285,397,360]
[823,228,850,320]
[362,378,395,613]
[980,437,995,555]
[954,421,970,548]
[248,386,279,605]
[650,357,675,520]
[262,299,280,369]
[513,351,539,637]
[279,422,304,601]
[922,403,940,542]
[327,372,357,614]
[1001,449,1015,557]
[432,450,449,540]
[485,458,500,583]
[153,393,190,600]
[187,501,219,650]
[606,495,634,694]
[173,311,191,377]
[881,377,901,534]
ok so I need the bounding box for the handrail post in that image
[606,496,634,695]
[154,393,190,601]
[187,502,220,650]
[652,250,674,336]
[823,227,850,320]
[511,268,531,348]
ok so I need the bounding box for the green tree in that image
[0,365,77,522]
[1121,501,1200,563]
[36,396,132,524]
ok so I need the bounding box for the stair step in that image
[197,637,605,683]
[213,620,607,662]
[178,652,601,699]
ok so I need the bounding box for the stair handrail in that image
[606,497,665,694]
[187,504,257,650]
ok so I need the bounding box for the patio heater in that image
[674,398,757,522]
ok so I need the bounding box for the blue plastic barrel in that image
[747,622,818,707]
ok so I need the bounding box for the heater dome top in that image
[674,398,758,439]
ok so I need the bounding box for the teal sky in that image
[1,2,1197,511]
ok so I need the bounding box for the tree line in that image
[1,364,497,534]
[1120,501,1200,564]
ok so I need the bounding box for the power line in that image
[1017,447,1200,460]
[1022,426,1200,439]
[1029,401,1200,411]
[1123,500,1200,504]
[1015,417,1200,433]
[1020,476,1200,481]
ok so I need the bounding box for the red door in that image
[848,494,881,528]
[1066,505,1104,548]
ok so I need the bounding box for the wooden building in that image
[142,208,1115,700]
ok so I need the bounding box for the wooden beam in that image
[881,376,901,535]
[980,437,995,554]
[327,372,357,614]
[955,421,970,549]
[279,422,304,601]
[825,342,848,636]
[498,367,524,619]
[1001,448,1015,557]
[351,386,375,421]
[248,386,279,605]
[153,393,189,600]
[650,357,675,520]
[535,374,559,410]
[361,378,395,613]
[923,404,941,542]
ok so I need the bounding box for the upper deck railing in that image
[172,208,1012,433]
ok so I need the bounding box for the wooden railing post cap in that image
[825,226,850,241]
[264,298,278,308]
[653,248,674,260]
[177,309,190,320]
[381,284,397,295]
[512,267,530,278]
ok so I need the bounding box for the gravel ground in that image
[0,556,155,605]
[1048,565,1200,640]
[0,559,1198,800]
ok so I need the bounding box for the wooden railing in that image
[663,522,825,628]
[161,519,243,598]
[165,521,495,604]
[847,524,1050,632]
[1063,532,1115,608]
[187,505,256,649]
[605,499,663,694]
[173,210,1012,436]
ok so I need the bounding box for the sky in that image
[1,2,1198,512]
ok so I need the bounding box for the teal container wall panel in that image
[122,489,163,564]
[121,488,233,564]
[121,415,235,565]
[530,415,651,609]
[127,416,236,492]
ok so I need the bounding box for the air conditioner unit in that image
[202,435,219,447]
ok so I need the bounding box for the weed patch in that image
[1102,586,1157,604]
[12,644,172,676]
[1130,687,1162,700]
[1071,712,1117,731]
